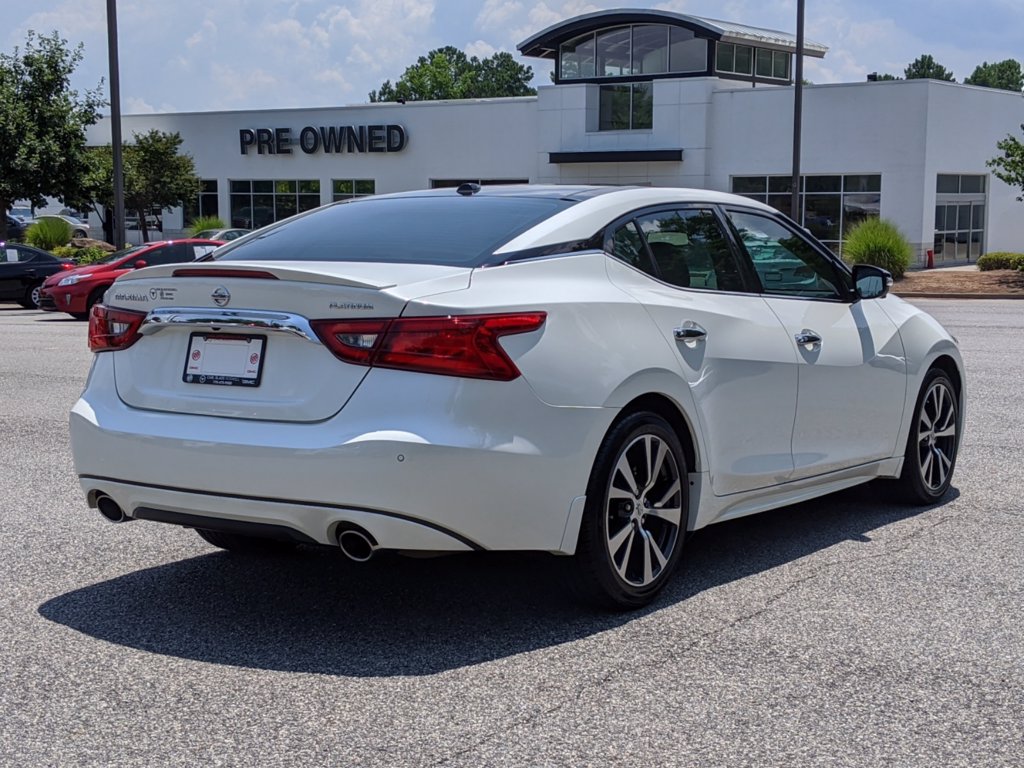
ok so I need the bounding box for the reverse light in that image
[312,313,546,381]
[88,305,147,352]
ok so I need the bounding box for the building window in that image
[599,82,653,131]
[558,24,707,80]
[184,180,218,225]
[731,174,881,253]
[716,42,753,75]
[934,174,986,263]
[229,179,320,229]
[332,179,375,201]
[718,43,788,80]
[430,179,529,188]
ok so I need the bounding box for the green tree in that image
[964,59,1023,92]
[988,124,1024,201]
[72,130,200,243]
[369,46,535,102]
[874,73,902,81]
[0,31,104,240]
[904,54,955,81]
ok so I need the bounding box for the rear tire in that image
[19,282,42,309]
[195,528,297,554]
[569,411,688,610]
[894,369,960,505]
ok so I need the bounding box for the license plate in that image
[182,333,266,387]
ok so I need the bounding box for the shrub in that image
[976,252,1024,271]
[188,216,225,236]
[52,244,109,265]
[25,217,72,250]
[842,218,913,279]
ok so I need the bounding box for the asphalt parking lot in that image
[1,299,1021,767]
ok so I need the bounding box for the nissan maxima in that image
[70,186,964,608]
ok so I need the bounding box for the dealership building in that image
[86,8,1024,264]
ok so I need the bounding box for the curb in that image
[892,292,1024,300]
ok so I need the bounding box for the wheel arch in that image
[613,392,699,477]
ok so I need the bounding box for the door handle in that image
[673,321,707,341]
[794,329,822,347]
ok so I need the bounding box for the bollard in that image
[926,249,934,269]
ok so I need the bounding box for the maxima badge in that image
[211,286,231,307]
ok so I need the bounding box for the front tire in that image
[569,412,688,609]
[895,369,960,505]
[195,528,296,554]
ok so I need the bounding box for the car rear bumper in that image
[71,355,611,553]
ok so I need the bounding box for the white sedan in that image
[71,186,964,608]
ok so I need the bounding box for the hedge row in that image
[976,252,1024,271]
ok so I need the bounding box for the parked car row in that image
[1,239,223,316]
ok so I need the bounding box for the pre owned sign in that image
[239,125,407,155]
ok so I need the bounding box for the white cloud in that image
[465,39,497,59]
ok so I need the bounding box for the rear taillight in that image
[311,313,546,381]
[60,263,74,270]
[88,305,147,352]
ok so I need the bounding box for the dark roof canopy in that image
[518,8,827,59]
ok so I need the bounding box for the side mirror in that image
[133,259,148,269]
[852,264,892,300]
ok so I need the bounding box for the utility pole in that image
[106,0,125,249]
[790,0,805,226]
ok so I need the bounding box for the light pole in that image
[105,0,125,249]
[790,0,805,225]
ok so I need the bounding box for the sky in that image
[5,0,1023,114]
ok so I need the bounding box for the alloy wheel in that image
[917,379,957,492]
[605,433,683,588]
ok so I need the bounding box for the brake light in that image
[311,313,546,381]
[88,305,147,352]
[60,263,74,270]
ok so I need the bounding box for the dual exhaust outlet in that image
[93,492,377,562]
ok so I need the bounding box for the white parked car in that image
[36,214,90,238]
[71,186,964,608]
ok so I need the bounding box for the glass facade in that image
[332,179,376,202]
[559,24,707,80]
[599,82,653,131]
[717,43,789,79]
[934,174,986,263]
[229,179,320,229]
[184,180,218,225]
[731,174,881,253]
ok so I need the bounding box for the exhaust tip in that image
[96,494,130,524]
[338,528,375,562]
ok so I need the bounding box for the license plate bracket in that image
[182,333,267,387]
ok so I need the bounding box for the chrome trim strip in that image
[139,307,319,343]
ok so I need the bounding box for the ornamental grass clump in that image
[25,216,72,251]
[976,252,1024,271]
[188,216,225,236]
[842,218,913,279]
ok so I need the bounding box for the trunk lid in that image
[107,261,472,422]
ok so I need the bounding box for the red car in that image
[39,240,223,319]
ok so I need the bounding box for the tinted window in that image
[635,209,748,292]
[727,210,848,299]
[141,244,194,266]
[609,221,654,275]
[216,196,575,266]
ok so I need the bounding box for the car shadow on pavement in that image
[39,483,958,677]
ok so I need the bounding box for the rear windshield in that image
[214,195,575,266]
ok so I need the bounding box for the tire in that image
[894,369,960,505]
[85,286,107,313]
[70,312,90,321]
[195,528,296,554]
[569,411,688,610]
[19,282,43,309]
[72,229,87,238]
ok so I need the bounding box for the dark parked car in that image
[5,215,29,241]
[0,243,75,308]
